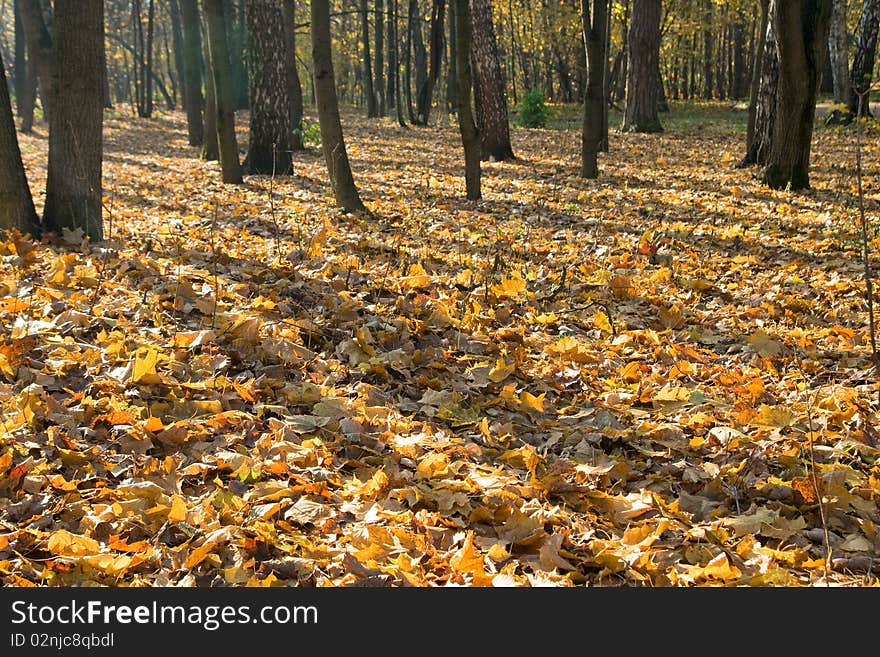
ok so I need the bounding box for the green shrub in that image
[295,119,322,146]
[516,89,551,128]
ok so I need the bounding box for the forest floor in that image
[2,102,880,587]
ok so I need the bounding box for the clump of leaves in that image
[295,119,322,146]
[516,89,551,128]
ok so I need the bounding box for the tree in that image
[18,0,53,123]
[201,22,220,161]
[470,0,515,161]
[361,0,378,117]
[763,0,831,190]
[0,49,40,236]
[311,0,367,213]
[244,0,293,175]
[455,0,481,199]
[849,0,880,116]
[743,0,778,167]
[744,0,771,162]
[828,0,850,105]
[622,0,662,133]
[14,0,37,133]
[415,0,445,124]
[180,0,205,146]
[204,0,243,183]
[581,0,609,178]
[282,0,305,150]
[375,0,386,116]
[43,0,104,242]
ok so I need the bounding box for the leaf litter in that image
[1,108,880,587]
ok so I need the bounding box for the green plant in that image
[516,89,551,128]
[295,120,322,146]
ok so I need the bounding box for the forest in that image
[0,0,879,589]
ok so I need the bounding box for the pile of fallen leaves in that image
[1,104,879,587]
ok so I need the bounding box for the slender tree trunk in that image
[702,0,713,99]
[764,0,832,189]
[43,0,104,242]
[14,0,36,133]
[375,0,386,115]
[145,0,156,116]
[387,0,397,106]
[19,0,53,123]
[470,0,514,160]
[361,0,378,116]
[282,0,305,150]
[751,4,778,166]
[409,0,428,122]
[0,49,39,236]
[204,0,243,183]
[202,37,219,160]
[244,0,293,174]
[455,0,480,199]
[849,0,880,116]
[393,0,407,125]
[405,0,416,122]
[447,0,457,109]
[169,0,187,109]
[622,0,662,132]
[225,0,249,109]
[414,0,445,124]
[581,0,609,178]
[181,0,204,146]
[829,0,850,105]
[744,0,770,163]
[311,0,367,212]
[732,9,747,98]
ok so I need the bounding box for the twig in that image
[804,386,831,584]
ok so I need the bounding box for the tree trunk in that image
[0,49,39,236]
[169,0,187,109]
[702,0,713,99]
[14,0,37,133]
[744,0,770,163]
[43,0,104,242]
[204,0,243,183]
[829,0,850,105]
[19,0,53,123]
[202,34,219,160]
[181,0,204,146]
[225,0,249,109]
[581,0,609,178]
[311,0,367,213]
[470,0,514,160]
[415,0,444,124]
[360,0,378,116]
[282,0,305,150]
[375,0,386,115]
[409,0,428,123]
[447,0,457,110]
[393,0,407,125]
[387,0,397,107]
[145,0,156,116]
[849,0,880,115]
[455,0,481,199]
[764,0,831,190]
[244,0,293,175]
[622,0,662,133]
[732,9,747,98]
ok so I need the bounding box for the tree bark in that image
[470,0,514,160]
[828,0,850,105]
[204,0,243,183]
[581,0,608,178]
[622,0,662,133]
[244,0,293,175]
[393,0,407,125]
[43,0,104,242]
[745,0,770,162]
[169,0,187,109]
[311,0,367,213]
[455,0,481,199]
[14,0,37,133]
[19,0,53,123]
[0,49,39,236]
[361,0,378,116]
[849,0,880,116]
[702,0,713,99]
[447,0,457,110]
[414,0,445,124]
[181,0,205,146]
[201,33,219,160]
[282,0,305,150]
[375,0,386,115]
[763,0,831,190]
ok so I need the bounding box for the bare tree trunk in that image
[169,0,187,109]
[204,0,243,183]
[244,0,292,174]
[375,0,386,115]
[447,0,457,110]
[622,0,662,132]
[414,0,444,124]
[849,0,880,116]
[311,0,367,213]
[470,0,514,160]
[0,49,39,236]
[764,0,832,189]
[581,0,609,178]
[181,0,204,145]
[14,0,36,133]
[745,0,770,161]
[387,0,397,107]
[19,0,53,123]
[43,0,104,242]
[201,34,219,160]
[702,0,713,98]
[829,0,850,105]
[361,0,378,116]
[282,0,305,150]
[455,0,480,199]
[393,0,407,125]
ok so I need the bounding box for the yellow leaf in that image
[168,495,188,523]
[593,310,612,334]
[415,452,449,480]
[520,390,545,413]
[47,529,100,557]
[488,358,515,383]
[144,416,164,433]
[450,532,494,586]
[131,347,160,383]
[307,227,328,257]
